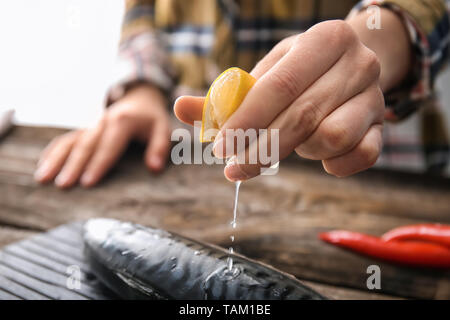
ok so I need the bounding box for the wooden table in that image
[1,126,449,300]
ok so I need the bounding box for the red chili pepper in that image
[319,231,450,268]
[381,224,450,248]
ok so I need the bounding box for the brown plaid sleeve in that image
[106,0,176,106]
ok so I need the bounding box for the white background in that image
[0,0,124,128]
[0,0,448,135]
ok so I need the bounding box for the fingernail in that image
[80,172,94,186]
[213,132,224,158]
[34,162,50,180]
[150,156,163,170]
[55,173,69,187]
[224,156,247,181]
[173,96,182,112]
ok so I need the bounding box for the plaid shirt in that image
[108,0,450,174]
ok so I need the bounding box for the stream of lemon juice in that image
[227,180,241,272]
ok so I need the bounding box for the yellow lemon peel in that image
[200,67,256,142]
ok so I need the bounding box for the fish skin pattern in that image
[83,218,326,300]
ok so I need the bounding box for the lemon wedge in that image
[200,67,256,142]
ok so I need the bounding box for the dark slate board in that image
[0,222,118,300]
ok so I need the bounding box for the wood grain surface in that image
[1,126,449,299]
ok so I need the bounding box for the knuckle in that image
[291,33,305,47]
[279,35,296,48]
[290,100,320,139]
[309,20,357,52]
[107,108,131,124]
[268,69,301,100]
[361,48,381,79]
[377,86,385,104]
[321,122,353,153]
[359,142,380,167]
[365,86,385,120]
[373,87,386,115]
[326,20,356,47]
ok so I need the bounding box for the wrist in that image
[120,83,168,111]
[127,83,167,103]
[346,8,412,92]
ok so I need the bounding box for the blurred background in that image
[0,0,449,173]
[0,0,124,129]
[0,1,447,301]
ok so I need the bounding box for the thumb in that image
[174,96,205,126]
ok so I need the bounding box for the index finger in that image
[250,36,295,79]
[220,21,352,135]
